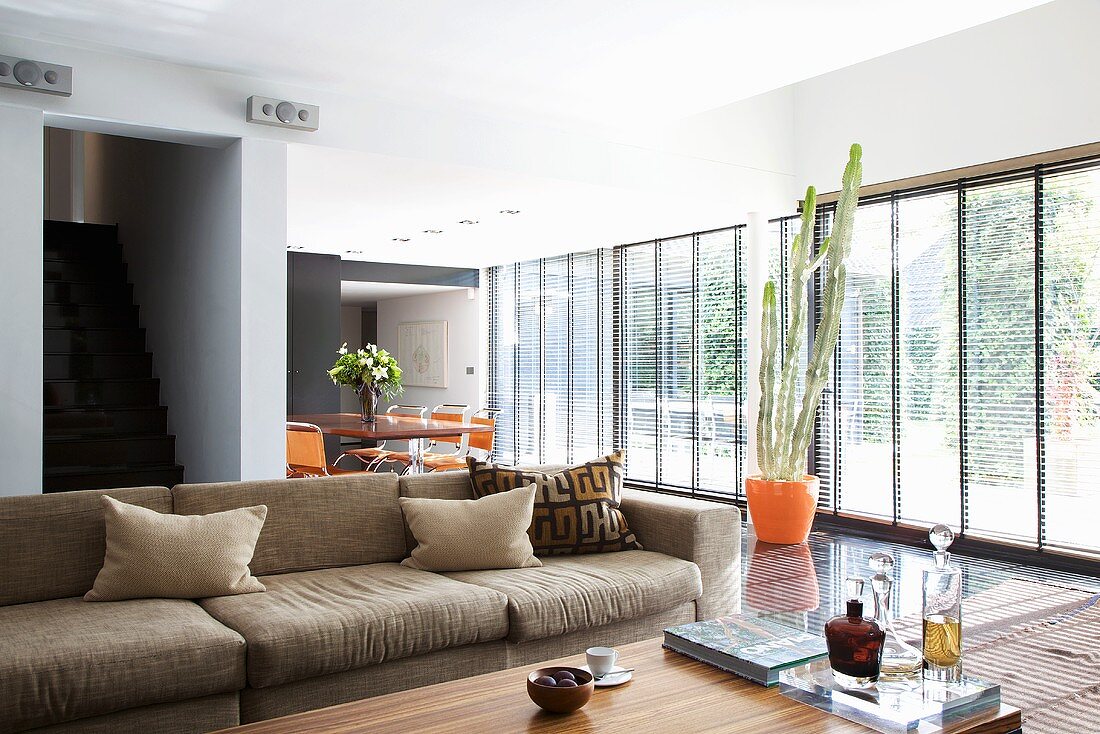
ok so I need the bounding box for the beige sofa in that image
[0,470,741,733]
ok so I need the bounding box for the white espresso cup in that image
[586,646,619,677]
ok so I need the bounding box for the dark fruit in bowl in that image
[527,667,594,713]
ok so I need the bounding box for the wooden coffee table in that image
[219,638,1022,733]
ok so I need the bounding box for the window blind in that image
[486,226,747,497]
[788,155,1100,557]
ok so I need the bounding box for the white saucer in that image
[580,664,633,687]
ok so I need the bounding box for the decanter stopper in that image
[868,553,894,606]
[846,577,864,602]
[930,524,955,569]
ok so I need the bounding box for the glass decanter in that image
[868,552,923,677]
[922,524,963,682]
[824,577,885,688]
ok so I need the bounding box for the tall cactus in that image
[758,143,863,481]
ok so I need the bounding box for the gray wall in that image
[0,104,44,495]
[84,133,244,482]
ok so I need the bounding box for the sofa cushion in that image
[200,564,510,688]
[0,597,245,734]
[445,550,702,643]
[467,452,641,555]
[0,486,172,606]
[172,473,405,575]
[400,485,541,572]
[85,497,268,601]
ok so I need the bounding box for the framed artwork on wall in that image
[397,320,448,388]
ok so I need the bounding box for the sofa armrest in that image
[619,488,741,621]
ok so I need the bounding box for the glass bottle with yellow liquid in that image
[922,524,962,682]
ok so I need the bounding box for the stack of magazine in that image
[663,615,828,687]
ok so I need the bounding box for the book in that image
[663,615,828,686]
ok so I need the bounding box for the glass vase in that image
[356,384,379,423]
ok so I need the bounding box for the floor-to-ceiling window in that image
[486,151,1100,561]
[485,226,748,498]
[797,157,1100,557]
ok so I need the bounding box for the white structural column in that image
[239,138,289,480]
[744,211,770,488]
[0,104,44,495]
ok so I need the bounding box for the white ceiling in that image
[288,144,741,267]
[340,281,465,308]
[0,0,1049,132]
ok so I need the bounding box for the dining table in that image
[287,413,494,474]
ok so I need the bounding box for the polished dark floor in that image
[740,525,1100,634]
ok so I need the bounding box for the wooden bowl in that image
[526,666,594,713]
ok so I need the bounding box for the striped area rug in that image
[894,578,1100,734]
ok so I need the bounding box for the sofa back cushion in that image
[0,486,172,606]
[399,470,476,501]
[172,473,405,575]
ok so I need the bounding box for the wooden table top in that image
[218,638,1021,734]
[288,413,495,441]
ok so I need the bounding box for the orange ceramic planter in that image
[745,475,819,545]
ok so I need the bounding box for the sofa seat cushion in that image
[0,597,245,734]
[200,564,510,688]
[445,550,702,643]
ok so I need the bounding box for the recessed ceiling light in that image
[423,229,443,234]
[458,219,479,225]
[499,209,520,215]
[392,237,410,242]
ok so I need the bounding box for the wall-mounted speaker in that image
[0,54,72,96]
[246,95,319,132]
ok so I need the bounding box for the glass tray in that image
[779,659,1001,733]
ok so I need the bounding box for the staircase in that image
[43,220,184,492]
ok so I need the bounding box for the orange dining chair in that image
[286,422,370,478]
[383,403,469,472]
[338,404,427,470]
[420,408,500,472]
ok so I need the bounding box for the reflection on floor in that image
[742,525,1100,634]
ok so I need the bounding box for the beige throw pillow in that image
[400,484,542,572]
[85,495,268,601]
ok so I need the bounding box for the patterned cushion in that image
[467,452,640,556]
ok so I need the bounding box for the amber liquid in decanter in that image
[824,578,886,688]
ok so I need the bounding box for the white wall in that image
[376,289,482,417]
[791,0,1100,193]
[339,306,364,413]
[0,104,44,495]
[84,133,287,484]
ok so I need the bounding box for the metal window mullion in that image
[826,208,841,513]
[513,265,520,465]
[734,227,745,495]
[691,233,700,497]
[958,182,969,534]
[655,240,663,488]
[1035,169,1047,550]
[890,194,901,526]
[538,259,546,465]
[566,254,574,464]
